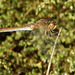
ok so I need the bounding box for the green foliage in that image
[0,0,75,75]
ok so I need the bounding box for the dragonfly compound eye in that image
[48,21,57,30]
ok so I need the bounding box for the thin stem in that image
[46,27,63,75]
[23,1,38,18]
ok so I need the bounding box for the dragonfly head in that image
[48,21,57,30]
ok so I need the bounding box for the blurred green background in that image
[0,0,75,75]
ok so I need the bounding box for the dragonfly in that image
[0,19,56,33]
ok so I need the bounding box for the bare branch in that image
[46,27,63,75]
[23,1,38,18]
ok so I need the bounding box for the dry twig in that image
[23,1,38,18]
[46,27,63,75]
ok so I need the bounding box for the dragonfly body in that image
[0,23,35,32]
[0,19,56,33]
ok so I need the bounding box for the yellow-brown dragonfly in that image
[0,19,56,33]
